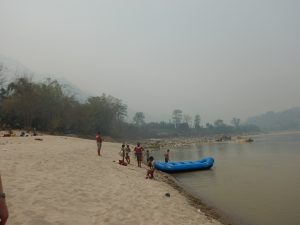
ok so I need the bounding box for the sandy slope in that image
[0,135,222,225]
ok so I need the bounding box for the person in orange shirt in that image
[0,174,8,225]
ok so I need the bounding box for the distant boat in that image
[154,157,214,173]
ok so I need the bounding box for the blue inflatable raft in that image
[154,157,214,173]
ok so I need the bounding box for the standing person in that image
[0,174,8,225]
[134,142,144,167]
[96,132,103,156]
[145,150,150,162]
[125,144,131,164]
[120,144,126,162]
[164,149,170,162]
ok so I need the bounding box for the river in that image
[151,132,300,225]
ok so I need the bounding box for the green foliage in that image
[0,76,260,138]
[231,117,241,128]
[172,109,182,128]
[133,112,145,126]
[214,119,224,127]
[0,77,127,136]
[194,114,201,129]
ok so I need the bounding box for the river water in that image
[151,132,300,225]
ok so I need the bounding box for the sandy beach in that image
[0,135,223,225]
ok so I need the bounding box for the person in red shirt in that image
[0,174,8,225]
[96,132,103,156]
[134,142,144,167]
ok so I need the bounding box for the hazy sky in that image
[1,0,300,123]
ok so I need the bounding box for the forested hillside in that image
[246,107,300,131]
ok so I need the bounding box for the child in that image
[120,144,126,161]
[118,144,127,166]
[125,144,131,164]
[164,149,170,162]
[146,156,155,179]
[145,149,150,162]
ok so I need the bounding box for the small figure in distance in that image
[134,142,144,168]
[164,149,170,162]
[33,127,37,136]
[121,144,126,162]
[146,156,155,179]
[118,144,127,166]
[96,132,103,156]
[125,144,131,164]
[145,149,150,162]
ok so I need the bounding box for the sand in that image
[0,135,223,225]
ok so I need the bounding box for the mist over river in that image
[151,132,300,225]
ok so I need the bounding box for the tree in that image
[172,109,182,128]
[231,117,240,128]
[0,64,7,123]
[34,78,69,131]
[0,64,6,88]
[194,114,201,129]
[133,112,145,126]
[85,94,127,135]
[206,123,213,129]
[3,76,40,129]
[214,119,224,127]
[183,114,192,127]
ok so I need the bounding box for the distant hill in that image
[0,55,33,82]
[246,107,300,131]
[0,55,92,102]
[49,77,92,103]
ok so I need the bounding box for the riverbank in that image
[143,135,255,149]
[0,135,224,225]
[155,171,239,225]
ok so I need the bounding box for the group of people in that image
[95,132,155,179]
[119,142,155,179]
[119,143,171,179]
[120,144,132,164]
[96,132,172,180]
[95,132,171,180]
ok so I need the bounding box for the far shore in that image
[142,134,256,149]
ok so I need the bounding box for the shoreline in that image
[155,170,240,225]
